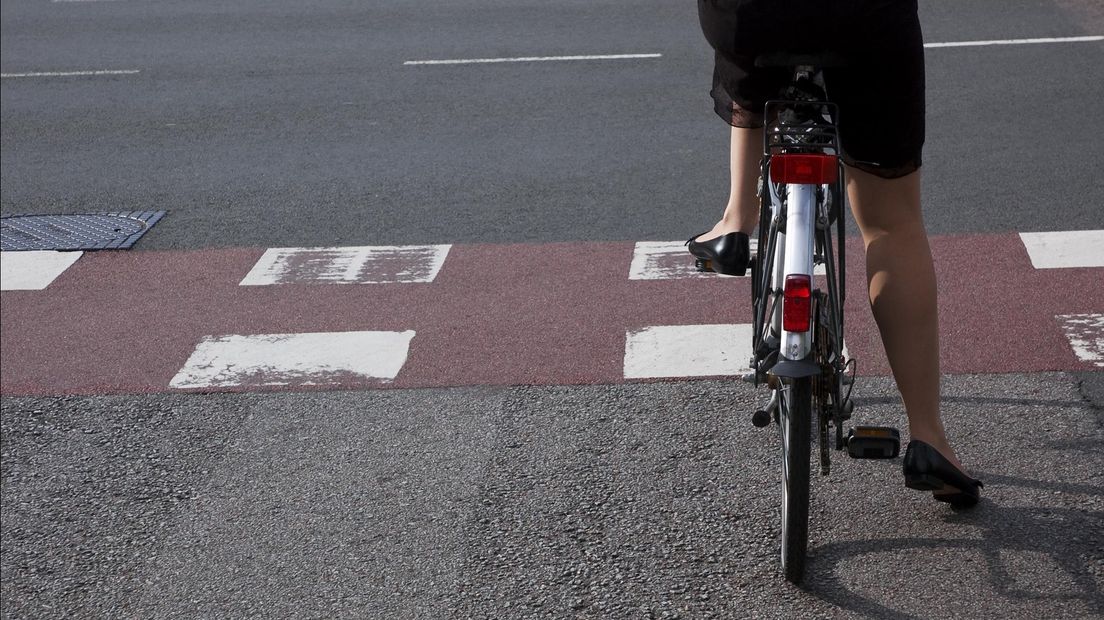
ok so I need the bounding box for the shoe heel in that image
[904,474,944,492]
[712,260,748,277]
[695,258,714,273]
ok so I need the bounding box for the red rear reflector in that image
[770,153,839,184]
[783,274,812,332]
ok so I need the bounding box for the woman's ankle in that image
[908,427,964,471]
[696,218,746,241]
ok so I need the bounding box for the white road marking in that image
[240,245,452,286]
[630,241,735,280]
[624,324,752,379]
[925,35,1103,49]
[0,251,82,291]
[1019,230,1104,269]
[629,240,825,280]
[0,70,140,79]
[170,330,416,389]
[404,36,1100,67]
[1057,314,1104,368]
[404,53,661,66]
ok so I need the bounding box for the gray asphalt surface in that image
[3,374,1102,618]
[3,0,1104,618]
[2,0,1103,248]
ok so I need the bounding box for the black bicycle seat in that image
[754,52,848,69]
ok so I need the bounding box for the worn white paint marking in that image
[1057,314,1104,368]
[925,35,1103,49]
[1,70,140,79]
[240,245,452,286]
[405,53,661,66]
[0,251,82,291]
[170,330,416,389]
[1019,230,1104,269]
[624,324,753,379]
[630,241,731,280]
[629,240,826,280]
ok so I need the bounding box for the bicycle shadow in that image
[802,473,1104,619]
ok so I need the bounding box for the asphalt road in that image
[2,0,1103,247]
[2,0,1103,618]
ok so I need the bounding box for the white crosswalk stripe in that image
[240,245,452,285]
[170,330,416,389]
[624,324,753,379]
[0,251,82,291]
[1019,231,1104,269]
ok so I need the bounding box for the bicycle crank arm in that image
[751,391,780,428]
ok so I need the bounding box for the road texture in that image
[2,0,1103,618]
[3,376,1102,618]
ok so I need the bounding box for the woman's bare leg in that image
[846,166,964,472]
[696,125,763,241]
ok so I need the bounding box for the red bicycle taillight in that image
[783,274,812,333]
[770,153,839,185]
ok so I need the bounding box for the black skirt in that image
[698,0,925,178]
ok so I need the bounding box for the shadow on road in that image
[805,473,1104,619]
[852,394,1088,409]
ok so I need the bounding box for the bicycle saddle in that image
[754,52,848,69]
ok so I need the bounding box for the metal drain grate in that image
[0,211,166,251]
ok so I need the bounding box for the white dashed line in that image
[924,35,1103,49]
[1019,230,1104,269]
[629,240,825,280]
[404,36,1100,67]
[240,245,452,286]
[1057,314,1104,368]
[630,241,731,281]
[0,70,140,79]
[624,324,752,379]
[0,251,82,291]
[170,330,416,389]
[404,53,662,66]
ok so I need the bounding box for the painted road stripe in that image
[630,241,734,280]
[0,251,82,291]
[1019,230,1104,269]
[403,36,1100,67]
[629,240,826,280]
[240,245,451,286]
[0,70,140,79]
[170,330,416,389]
[1057,314,1104,368]
[624,324,752,379]
[404,53,662,66]
[925,35,1103,49]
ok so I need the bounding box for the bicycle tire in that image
[780,376,812,584]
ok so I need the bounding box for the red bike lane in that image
[1,232,1100,397]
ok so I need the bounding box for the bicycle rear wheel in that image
[780,377,812,583]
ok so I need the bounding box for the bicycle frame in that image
[747,65,851,583]
[751,79,844,383]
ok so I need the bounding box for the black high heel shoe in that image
[686,231,750,276]
[902,440,983,508]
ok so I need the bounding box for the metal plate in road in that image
[0,211,166,251]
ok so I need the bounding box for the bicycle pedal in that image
[846,426,900,459]
[694,258,714,273]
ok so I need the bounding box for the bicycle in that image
[740,53,902,584]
